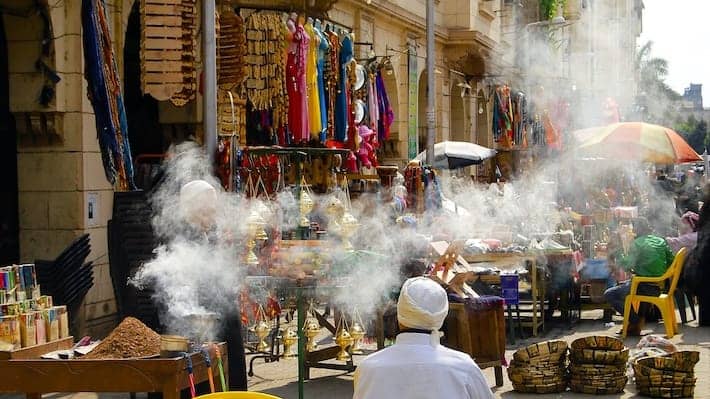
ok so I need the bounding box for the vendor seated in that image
[353,277,494,399]
[604,218,674,336]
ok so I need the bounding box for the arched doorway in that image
[0,13,19,264]
[450,80,466,142]
[418,71,428,153]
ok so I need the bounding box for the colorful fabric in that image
[576,122,702,164]
[304,23,321,139]
[286,22,309,142]
[375,70,393,141]
[81,0,135,190]
[335,34,353,142]
[314,26,329,141]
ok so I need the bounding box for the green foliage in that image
[675,115,708,154]
[636,41,681,124]
[540,0,567,20]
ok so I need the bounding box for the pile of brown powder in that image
[83,317,161,359]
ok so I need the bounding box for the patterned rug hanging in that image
[81,0,135,191]
[140,0,197,106]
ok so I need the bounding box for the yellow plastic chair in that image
[622,247,687,339]
[195,392,282,399]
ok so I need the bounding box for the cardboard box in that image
[54,306,69,339]
[43,308,58,342]
[37,295,53,309]
[35,313,46,345]
[19,312,37,348]
[0,315,21,350]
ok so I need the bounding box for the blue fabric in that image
[604,281,660,323]
[335,34,353,142]
[82,0,135,189]
[315,27,329,141]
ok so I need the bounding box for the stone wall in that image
[3,0,117,337]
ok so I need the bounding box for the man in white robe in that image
[353,277,495,399]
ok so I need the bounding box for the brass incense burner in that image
[335,328,354,361]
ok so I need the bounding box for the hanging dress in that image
[315,25,330,141]
[286,21,310,142]
[335,34,353,142]
[326,30,340,140]
[304,22,322,139]
[375,70,394,141]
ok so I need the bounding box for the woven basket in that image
[569,362,626,377]
[571,335,625,351]
[637,385,695,398]
[569,377,627,395]
[513,340,568,363]
[635,351,700,372]
[570,347,629,365]
[511,381,568,394]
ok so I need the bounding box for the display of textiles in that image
[244,12,287,128]
[82,0,135,190]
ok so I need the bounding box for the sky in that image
[639,0,710,99]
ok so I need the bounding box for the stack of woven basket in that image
[508,340,568,393]
[633,351,699,398]
[569,336,629,394]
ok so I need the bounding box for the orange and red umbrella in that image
[575,122,702,164]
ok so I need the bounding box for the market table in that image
[0,342,229,399]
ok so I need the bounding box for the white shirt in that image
[353,333,495,399]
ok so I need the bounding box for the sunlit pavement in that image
[251,309,710,398]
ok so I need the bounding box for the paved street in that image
[1,310,707,399]
[250,310,710,398]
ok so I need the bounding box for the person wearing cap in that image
[353,277,494,399]
[178,180,248,391]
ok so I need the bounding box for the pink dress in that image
[286,23,310,142]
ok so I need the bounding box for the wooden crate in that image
[0,336,73,360]
[445,302,505,366]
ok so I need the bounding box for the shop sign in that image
[500,274,519,305]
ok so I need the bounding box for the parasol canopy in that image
[575,122,702,164]
[415,141,497,169]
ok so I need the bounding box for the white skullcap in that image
[179,180,217,217]
[397,277,449,346]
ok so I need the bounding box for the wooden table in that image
[0,342,229,399]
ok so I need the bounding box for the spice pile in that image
[83,317,160,359]
[569,335,628,394]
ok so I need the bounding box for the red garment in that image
[286,25,309,142]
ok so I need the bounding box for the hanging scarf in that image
[375,70,394,142]
[82,0,135,190]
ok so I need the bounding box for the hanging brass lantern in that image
[339,211,359,250]
[349,321,365,354]
[304,318,320,351]
[299,191,314,227]
[254,320,271,352]
[282,327,298,357]
[335,328,354,361]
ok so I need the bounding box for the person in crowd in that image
[686,185,710,325]
[178,180,248,391]
[604,218,674,336]
[353,277,494,399]
[666,211,699,254]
